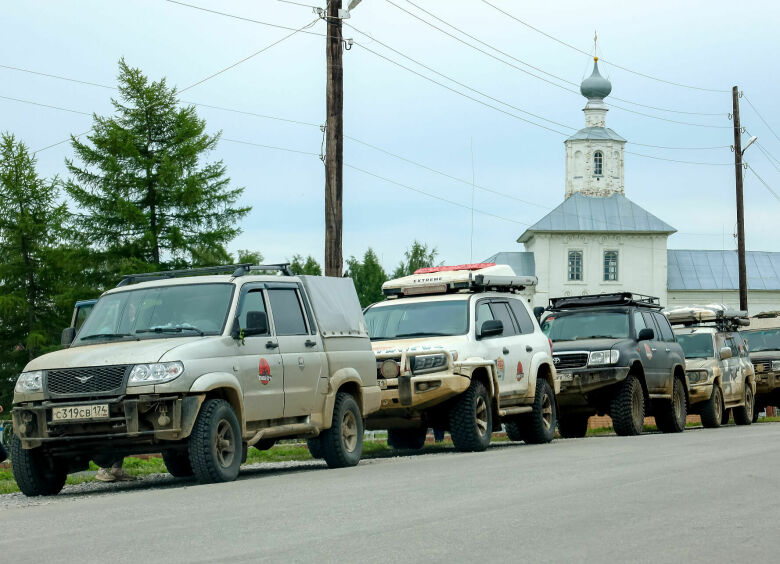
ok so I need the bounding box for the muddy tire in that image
[306,437,324,459]
[504,418,525,442]
[733,384,754,426]
[721,407,731,425]
[387,427,427,450]
[700,385,724,428]
[449,379,492,452]
[518,380,557,444]
[188,399,242,483]
[320,392,363,468]
[558,413,590,438]
[752,400,761,423]
[162,449,194,478]
[611,375,645,436]
[10,436,66,496]
[655,377,687,433]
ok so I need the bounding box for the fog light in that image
[380,360,400,379]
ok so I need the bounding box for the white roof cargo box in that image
[382,263,537,297]
[299,275,369,337]
[664,304,749,328]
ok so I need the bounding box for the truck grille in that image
[752,360,772,373]
[47,365,130,396]
[553,353,589,370]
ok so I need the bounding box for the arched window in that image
[593,151,603,176]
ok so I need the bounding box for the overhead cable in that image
[747,164,780,202]
[743,95,780,143]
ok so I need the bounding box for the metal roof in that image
[482,252,536,276]
[667,250,780,291]
[566,126,626,142]
[517,193,676,242]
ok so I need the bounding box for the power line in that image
[222,137,320,156]
[479,0,730,93]
[747,164,780,202]
[0,94,92,116]
[743,94,780,143]
[624,151,731,166]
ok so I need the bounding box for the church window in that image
[568,250,583,281]
[603,250,618,281]
[593,151,603,176]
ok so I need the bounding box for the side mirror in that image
[719,347,732,360]
[478,319,503,338]
[61,327,76,346]
[637,328,655,341]
[230,318,240,340]
[244,311,269,336]
[533,306,545,320]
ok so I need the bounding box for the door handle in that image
[305,339,316,348]
[526,345,533,352]
[503,347,510,354]
[265,340,279,349]
[651,348,657,352]
[665,348,671,352]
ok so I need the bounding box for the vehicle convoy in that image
[541,293,687,438]
[742,312,780,422]
[665,305,756,428]
[362,264,559,452]
[11,264,380,496]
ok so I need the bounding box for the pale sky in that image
[3,0,779,271]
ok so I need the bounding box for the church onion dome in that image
[580,57,612,99]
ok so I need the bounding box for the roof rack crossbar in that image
[116,262,291,287]
[548,292,661,311]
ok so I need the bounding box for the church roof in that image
[566,126,626,142]
[580,59,612,99]
[517,193,676,243]
[668,249,780,291]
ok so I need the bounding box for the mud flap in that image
[399,374,412,406]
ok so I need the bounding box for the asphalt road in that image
[2,424,779,563]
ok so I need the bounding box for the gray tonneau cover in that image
[299,276,368,338]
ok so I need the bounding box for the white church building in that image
[487,59,780,315]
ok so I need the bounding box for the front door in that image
[640,312,669,393]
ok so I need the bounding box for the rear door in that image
[475,298,527,400]
[640,312,668,392]
[266,284,326,418]
[722,334,742,402]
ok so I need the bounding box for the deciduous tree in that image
[345,249,387,307]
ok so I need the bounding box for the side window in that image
[238,289,269,335]
[476,301,494,324]
[75,304,93,331]
[725,336,739,357]
[489,302,517,336]
[508,299,535,334]
[653,313,675,342]
[733,333,747,356]
[633,312,646,336]
[641,312,658,338]
[268,288,308,336]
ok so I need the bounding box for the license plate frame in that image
[51,404,110,422]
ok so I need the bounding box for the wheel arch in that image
[189,372,245,432]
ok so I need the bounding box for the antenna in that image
[470,138,476,263]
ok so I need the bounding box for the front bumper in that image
[556,366,630,402]
[686,382,715,405]
[369,371,471,419]
[12,394,203,449]
[754,372,779,396]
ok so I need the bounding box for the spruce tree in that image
[65,59,250,269]
[345,249,387,307]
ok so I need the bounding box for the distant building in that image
[488,59,780,314]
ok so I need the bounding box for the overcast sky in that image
[3,0,779,271]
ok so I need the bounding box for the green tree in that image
[65,58,250,269]
[392,240,439,278]
[290,254,322,275]
[345,249,387,307]
[0,133,69,407]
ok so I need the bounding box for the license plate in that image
[559,373,574,381]
[52,404,109,422]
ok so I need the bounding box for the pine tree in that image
[345,249,387,307]
[0,133,68,407]
[290,254,322,276]
[392,240,439,278]
[65,59,250,269]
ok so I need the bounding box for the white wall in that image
[667,290,780,316]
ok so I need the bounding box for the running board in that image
[649,393,672,400]
[247,423,319,447]
[498,406,533,417]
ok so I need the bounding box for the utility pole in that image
[324,0,344,277]
[731,86,748,311]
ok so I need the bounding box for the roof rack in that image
[382,264,536,297]
[116,263,292,287]
[548,292,661,311]
[664,305,749,330]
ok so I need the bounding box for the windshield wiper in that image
[80,333,132,341]
[395,331,452,338]
[573,335,617,340]
[136,326,204,336]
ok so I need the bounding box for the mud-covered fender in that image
[189,372,245,431]
[319,367,367,429]
[528,352,558,396]
[454,358,499,401]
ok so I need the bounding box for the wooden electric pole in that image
[324,0,344,277]
[731,86,748,311]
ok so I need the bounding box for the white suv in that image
[363,264,558,452]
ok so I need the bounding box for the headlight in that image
[687,369,709,384]
[14,371,43,393]
[410,353,448,374]
[128,361,184,386]
[772,360,780,371]
[588,350,619,366]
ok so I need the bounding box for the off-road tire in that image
[188,399,242,483]
[320,392,363,468]
[504,417,525,442]
[449,379,492,452]
[558,413,590,438]
[518,380,557,444]
[253,438,277,451]
[700,385,724,429]
[610,375,645,436]
[162,449,194,478]
[387,428,428,450]
[733,384,754,426]
[306,437,324,459]
[655,377,687,433]
[10,436,66,496]
[752,400,761,423]
[721,407,731,425]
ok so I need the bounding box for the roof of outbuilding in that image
[667,250,780,291]
[566,126,626,142]
[517,193,676,242]
[482,251,536,277]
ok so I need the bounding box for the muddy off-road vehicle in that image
[743,313,780,421]
[665,305,755,427]
[363,264,559,452]
[541,293,687,438]
[11,264,380,496]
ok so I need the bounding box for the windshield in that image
[541,311,630,342]
[74,283,234,345]
[743,329,780,352]
[676,333,715,359]
[365,300,468,341]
